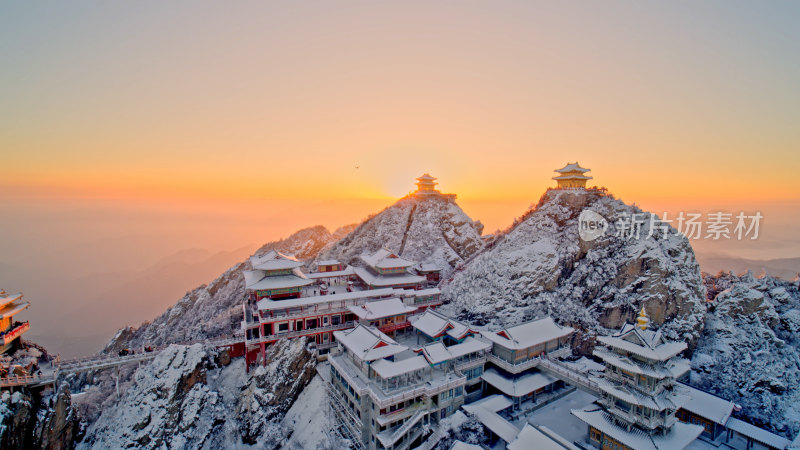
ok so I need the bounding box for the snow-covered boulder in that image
[692,272,800,438]
[442,189,705,350]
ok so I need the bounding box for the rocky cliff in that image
[441,189,706,351]
[320,195,484,278]
[80,339,316,449]
[692,271,800,437]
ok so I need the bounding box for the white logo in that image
[578,210,608,242]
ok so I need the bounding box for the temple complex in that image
[412,173,457,202]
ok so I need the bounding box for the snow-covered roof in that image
[481,317,574,350]
[554,162,591,173]
[256,287,395,311]
[417,263,441,273]
[677,383,735,426]
[250,250,304,271]
[552,174,593,180]
[360,248,416,269]
[371,354,429,379]
[416,173,437,182]
[306,266,355,279]
[245,271,313,291]
[462,404,520,443]
[508,424,579,450]
[449,442,482,450]
[462,394,512,413]
[0,301,29,319]
[596,324,687,362]
[726,417,791,450]
[317,259,340,266]
[595,378,691,411]
[571,407,703,450]
[419,337,491,365]
[347,298,418,320]
[354,266,426,287]
[333,325,407,361]
[409,309,476,340]
[593,348,689,379]
[481,368,558,398]
[0,292,23,309]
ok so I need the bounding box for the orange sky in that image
[2,1,799,254]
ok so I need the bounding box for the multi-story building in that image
[244,251,313,301]
[480,317,574,409]
[0,290,30,354]
[571,307,704,450]
[327,322,490,450]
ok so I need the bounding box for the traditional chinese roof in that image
[508,424,579,450]
[678,383,735,426]
[250,250,304,271]
[418,337,491,364]
[333,324,407,361]
[347,298,418,320]
[0,300,30,319]
[316,259,340,266]
[593,348,690,380]
[481,368,558,398]
[554,162,591,173]
[571,407,703,450]
[595,378,692,411]
[410,309,478,340]
[371,354,429,379]
[726,417,792,450]
[416,173,437,182]
[596,323,687,362]
[0,292,24,309]
[244,269,313,290]
[354,266,425,288]
[481,317,574,350]
[360,248,416,269]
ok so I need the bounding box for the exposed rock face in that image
[81,339,316,449]
[320,196,484,278]
[442,189,705,349]
[692,271,800,438]
[0,385,83,450]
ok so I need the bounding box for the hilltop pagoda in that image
[0,290,30,354]
[571,307,703,450]
[553,162,592,188]
[412,173,457,202]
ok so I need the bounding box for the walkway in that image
[0,334,243,389]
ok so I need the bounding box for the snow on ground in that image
[281,375,331,450]
[521,390,597,445]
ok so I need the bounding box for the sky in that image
[1,1,799,355]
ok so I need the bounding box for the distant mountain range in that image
[696,254,800,280]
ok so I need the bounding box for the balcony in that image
[1,322,29,346]
[250,321,356,345]
[376,400,427,426]
[378,320,410,334]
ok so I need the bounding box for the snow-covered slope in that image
[320,195,483,278]
[104,225,343,353]
[692,271,800,438]
[442,189,705,349]
[81,339,317,449]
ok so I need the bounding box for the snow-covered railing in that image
[377,409,425,448]
[538,356,600,395]
[252,321,356,344]
[487,354,541,373]
[0,373,55,388]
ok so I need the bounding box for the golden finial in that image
[637,305,650,330]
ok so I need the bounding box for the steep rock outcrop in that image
[442,189,705,350]
[692,271,800,438]
[81,339,316,449]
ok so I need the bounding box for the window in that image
[277,322,289,333]
[332,315,340,326]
